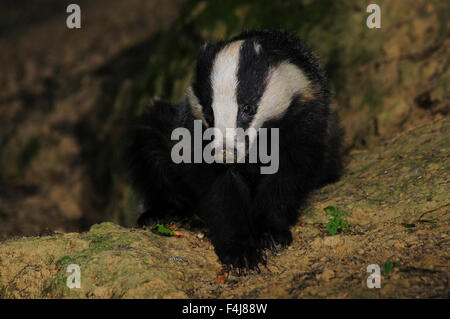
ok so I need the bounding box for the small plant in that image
[420,218,438,224]
[382,261,400,275]
[402,218,438,228]
[324,206,349,235]
[155,224,174,236]
[154,223,183,237]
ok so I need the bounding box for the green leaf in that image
[401,223,416,228]
[382,262,394,275]
[340,220,349,231]
[155,224,174,236]
[324,206,350,235]
[324,206,336,215]
[326,222,338,235]
[420,218,438,223]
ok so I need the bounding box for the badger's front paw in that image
[215,242,264,276]
[136,208,176,227]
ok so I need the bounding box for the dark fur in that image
[126,30,344,271]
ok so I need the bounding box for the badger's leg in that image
[252,154,343,251]
[250,169,305,251]
[199,168,263,273]
[251,110,344,251]
[127,102,193,226]
[250,140,326,250]
[132,147,191,227]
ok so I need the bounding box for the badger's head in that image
[186,30,326,163]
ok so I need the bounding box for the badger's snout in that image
[212,135,248,164]
[214,147,238,164]
[212,140,238,163]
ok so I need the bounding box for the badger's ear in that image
[186,86,209,127]
[185,85,197,107]
[253,41,262,55]
[201,41,212,52]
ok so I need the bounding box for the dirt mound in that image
[1,118,448,298]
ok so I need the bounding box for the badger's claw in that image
[261,230,292,253]
[218,245,263,276]
[255,265,261,274]
[262,233,279,253]
[243,256,250,272]
[269,235,280,253]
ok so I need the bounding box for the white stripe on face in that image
[249,61,310,132]
[210,40,244,144]
[186,85,209,127]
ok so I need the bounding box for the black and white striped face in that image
[186,36,312,161]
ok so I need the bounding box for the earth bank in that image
[1,118,448,298]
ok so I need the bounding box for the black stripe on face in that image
[236,39,271,130]
[192,41,225,127]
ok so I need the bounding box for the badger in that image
[127,30,343,274]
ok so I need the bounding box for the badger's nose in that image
[223,148,238,163]
[214,147,238,164]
